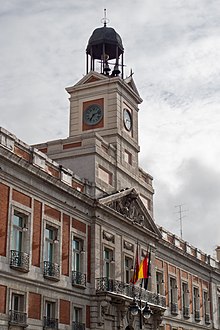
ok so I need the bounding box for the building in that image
[0,20,220,330]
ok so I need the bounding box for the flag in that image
[130,243,139,284]
[144,251,151,290]
[138,255,148,279]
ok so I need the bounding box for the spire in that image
[101,8,109,27]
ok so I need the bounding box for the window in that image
[43,225,60,280]
[103,248,114,278]
[125,256,133,284]
[124,150,132,165]
[72,238,82,272]
[156,272,164,295]
[98,166,112,185]
[170,277,178,314]
[204,291,210,323]
[73,307,84,330]
[44,226,58,263]
[44,301,58,329]
[10,293,26,325]
[193,287,200,321]
[182,282,189,317]
[72,237,86,286]
[10,211,29,272]
[12,293,24,311]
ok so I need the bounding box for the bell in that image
[103,62,111,74]
[112,64,120,76]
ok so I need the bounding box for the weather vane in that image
[101,8,110,26]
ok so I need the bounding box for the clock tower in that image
[34,21,154,214]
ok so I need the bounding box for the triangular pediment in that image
[74,71,108,87]
[124,75,141,97]
[99,188,161,237]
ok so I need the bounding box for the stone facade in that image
[0,23,220,330]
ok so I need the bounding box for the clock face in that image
[84,104,103,125]
[123,108,132,131]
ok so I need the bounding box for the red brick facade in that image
[0,183,9,256]
[28,292,41,319]
[59,299,70,325]
[62,214,70,276]
[32,200,42,267]
[0,285,7,313]
[12,189,32,208]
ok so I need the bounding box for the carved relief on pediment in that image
[106,192,145,225]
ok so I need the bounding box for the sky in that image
[1,0,220,256]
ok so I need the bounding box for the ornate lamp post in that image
[129,298,152,329]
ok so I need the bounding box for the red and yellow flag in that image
[130,244,139,284]
[138,255,149,279]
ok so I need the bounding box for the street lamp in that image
[129,298,152,328]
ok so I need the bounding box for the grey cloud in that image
[154,159,220,255]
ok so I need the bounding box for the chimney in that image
[215,246,220,261]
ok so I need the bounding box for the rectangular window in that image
[124,150,132,165]
[193,287,200,321]
[98,166,112,185]
[182,282,189,317]
[72,238,82,272]
[170,278,178,314]
[10,211,30,272]
[44,301,57,329]
[103,248,113,278]
[45,301,55,319]
[156,272,164,295]
[43,225,60,279]
[12,212,27,252]
[44,225,58,263]
[125,256,133,284]
[10,293,26,325]
[204,291,210,323]
[73,307,82,323]
[12,294,24,312]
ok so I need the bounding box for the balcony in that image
[171,302,178,315]
[183,306,190,318]
[72,271,86,287]
[205,313,211,324]
[9,310,27,327]
[43,316,58,329]
[96,277,166,308]
[10,250,29,272]
[195,310,200,321]
[43,261,60,281]
[72,321,85,330]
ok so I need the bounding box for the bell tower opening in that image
[86,9,124,78]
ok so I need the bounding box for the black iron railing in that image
[205,313,211,324]
[171,302,178,315]
[96,277,166,308]
[72,271,86,287]
[10,250,29,272]
[183,306,190,318]
[43,316,58,329]
[9,310,27,326]
[195,310,200,321]
[43,261,60,280]
[72,321,85,330]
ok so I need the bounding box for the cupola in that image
[86,10,124,78]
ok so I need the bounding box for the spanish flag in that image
[138,255,149,279]
[130,244,139,284]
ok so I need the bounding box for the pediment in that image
[124,75,141,97]
[99,188,161,237]
[74,71,108,87]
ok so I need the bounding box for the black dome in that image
[86,26,124,60]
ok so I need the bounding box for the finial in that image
[101,8,110,27]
